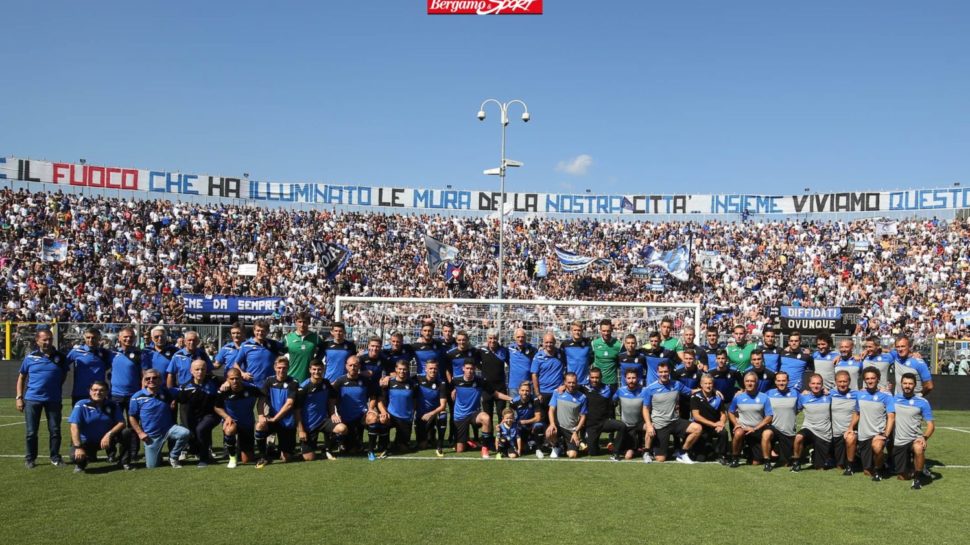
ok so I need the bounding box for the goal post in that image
[334,296,701,346]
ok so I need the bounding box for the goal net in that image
[334,296,701,346]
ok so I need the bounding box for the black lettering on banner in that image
[223,177,240,198]
[524,193,538,212]
[390,188,404,207]
[478,192,495,211]
[792,194,809,213]
[19,160,40,182]
[633,196,646,214]
[650,195,663,214]
[672,195,687,214]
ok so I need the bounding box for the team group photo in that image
[3,2,970,544]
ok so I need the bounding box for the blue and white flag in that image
[41,238,68,262]
[535,258,548,278]
[555,247,599,273]
[312,241,352,280]
[643,245,691,281]
[425,235,460,272]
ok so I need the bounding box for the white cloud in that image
[555,154,593,176]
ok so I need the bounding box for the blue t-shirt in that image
[416,376,447,418]
[322,339,358,383]
[560,338,593,385]
[68,399,124,444]
[231,338,285,386]
[19,350,68,403]
[262,376,298,429]
[214,342,241,369]
[129,387,178,438]
[451,376,492,421]
[508,343,538,391]
[215,384,263,428]
[298,378,335,431]
[383,377,417,420]
[332,375,374,422]
[66,345,111,397]
[109,348,145,398]
[166,348,213,386]
[141,345,177,384]
[530,349,565,394]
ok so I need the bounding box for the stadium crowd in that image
[16,316,935,490]
[2,188,970,343]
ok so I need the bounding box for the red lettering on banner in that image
[87,166,106,187]
[427,0,542,15]
[105,167,122,189]
[52,163,69,183]
[70,164,86,186]
[121,169,138,190]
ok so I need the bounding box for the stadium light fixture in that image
[477,98,530,303]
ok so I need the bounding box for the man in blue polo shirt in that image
[166,330,213,388]
[546,372,588,459]
[66,327,112,406]
[230,320,285,386]
[107,327,144,468]
[321,322,358,383]
[779,331,814,392]
[141,326,177,385]
[560,321,593,386]
[412,320,445,376]
[508,328,538,395]
[531,332,565,427]
[16,329,69,469]
[68,381,126,473]
[214,323,245,369]
[892,336,933,397]
[128,369,191,469]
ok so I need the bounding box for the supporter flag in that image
[875,219,898,236]
[312,241,352,280]
[425,235,460,271]
[535,257,548,278]
[40,238,68,262]
[621,197,635,212]
[643,245,691,281]
[555,247,599,273]
[444,261,464,282]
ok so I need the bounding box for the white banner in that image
[4,156,970,216]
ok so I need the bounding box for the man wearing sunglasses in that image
[128,369,191,469]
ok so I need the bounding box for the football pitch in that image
[1,402,968,545]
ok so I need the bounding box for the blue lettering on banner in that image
[149,171,167,193]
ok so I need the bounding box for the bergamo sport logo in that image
[427,0,543,15]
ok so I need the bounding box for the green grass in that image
[2,401,969,545]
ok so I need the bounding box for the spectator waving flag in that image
[555,247,599,273]
[643,245,691,281]
[425,235,460,272]
[444,261,464,282]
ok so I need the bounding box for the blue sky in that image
[2,1,968,195]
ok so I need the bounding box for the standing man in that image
[893,373,935,489]
[779,331,814,392]
[728,371,774,467]
[811,333,839,392]
[507,328,537,395]
[107,327,143,469]
[582,367,625,457]
[761,371,801,471]
[560,321,593,386]
[142,326,177,384]
[672,349,704,418]
[851,366,896,481]
[531,332,565,425]
[643,331,677,386]
[677,326,707,370]
[359,336,391,389]
[166,330,213,388]
[726,324,756,372]
[892,336,933,397]
[759,328,782,373]
[285,312,323,383]
[618,334,648,385]
[479,330,510,422]
[231,320,286,387]
[747,350,777,393]
[16,329,69,469]
[444,331,482,384]
[321,322,358,384]
[591,319,622,392]
[701,327,724,369]
[831,369,860,475]
[68,381,127,473]
[439,322,458,352]
[834,339,863,389]
[297,359,344,461]
[658,317,683,353]
[128,369,191,469]
[412,320,445,376]
[793,373,833,471]
[546,372,588,459]
[860,336,894,392]
[710,349,743,404]
[214,323,245,370]
[642,361,700,463]
[66,327,112,406]
[382,332,416,373]
[255,357,299,468]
